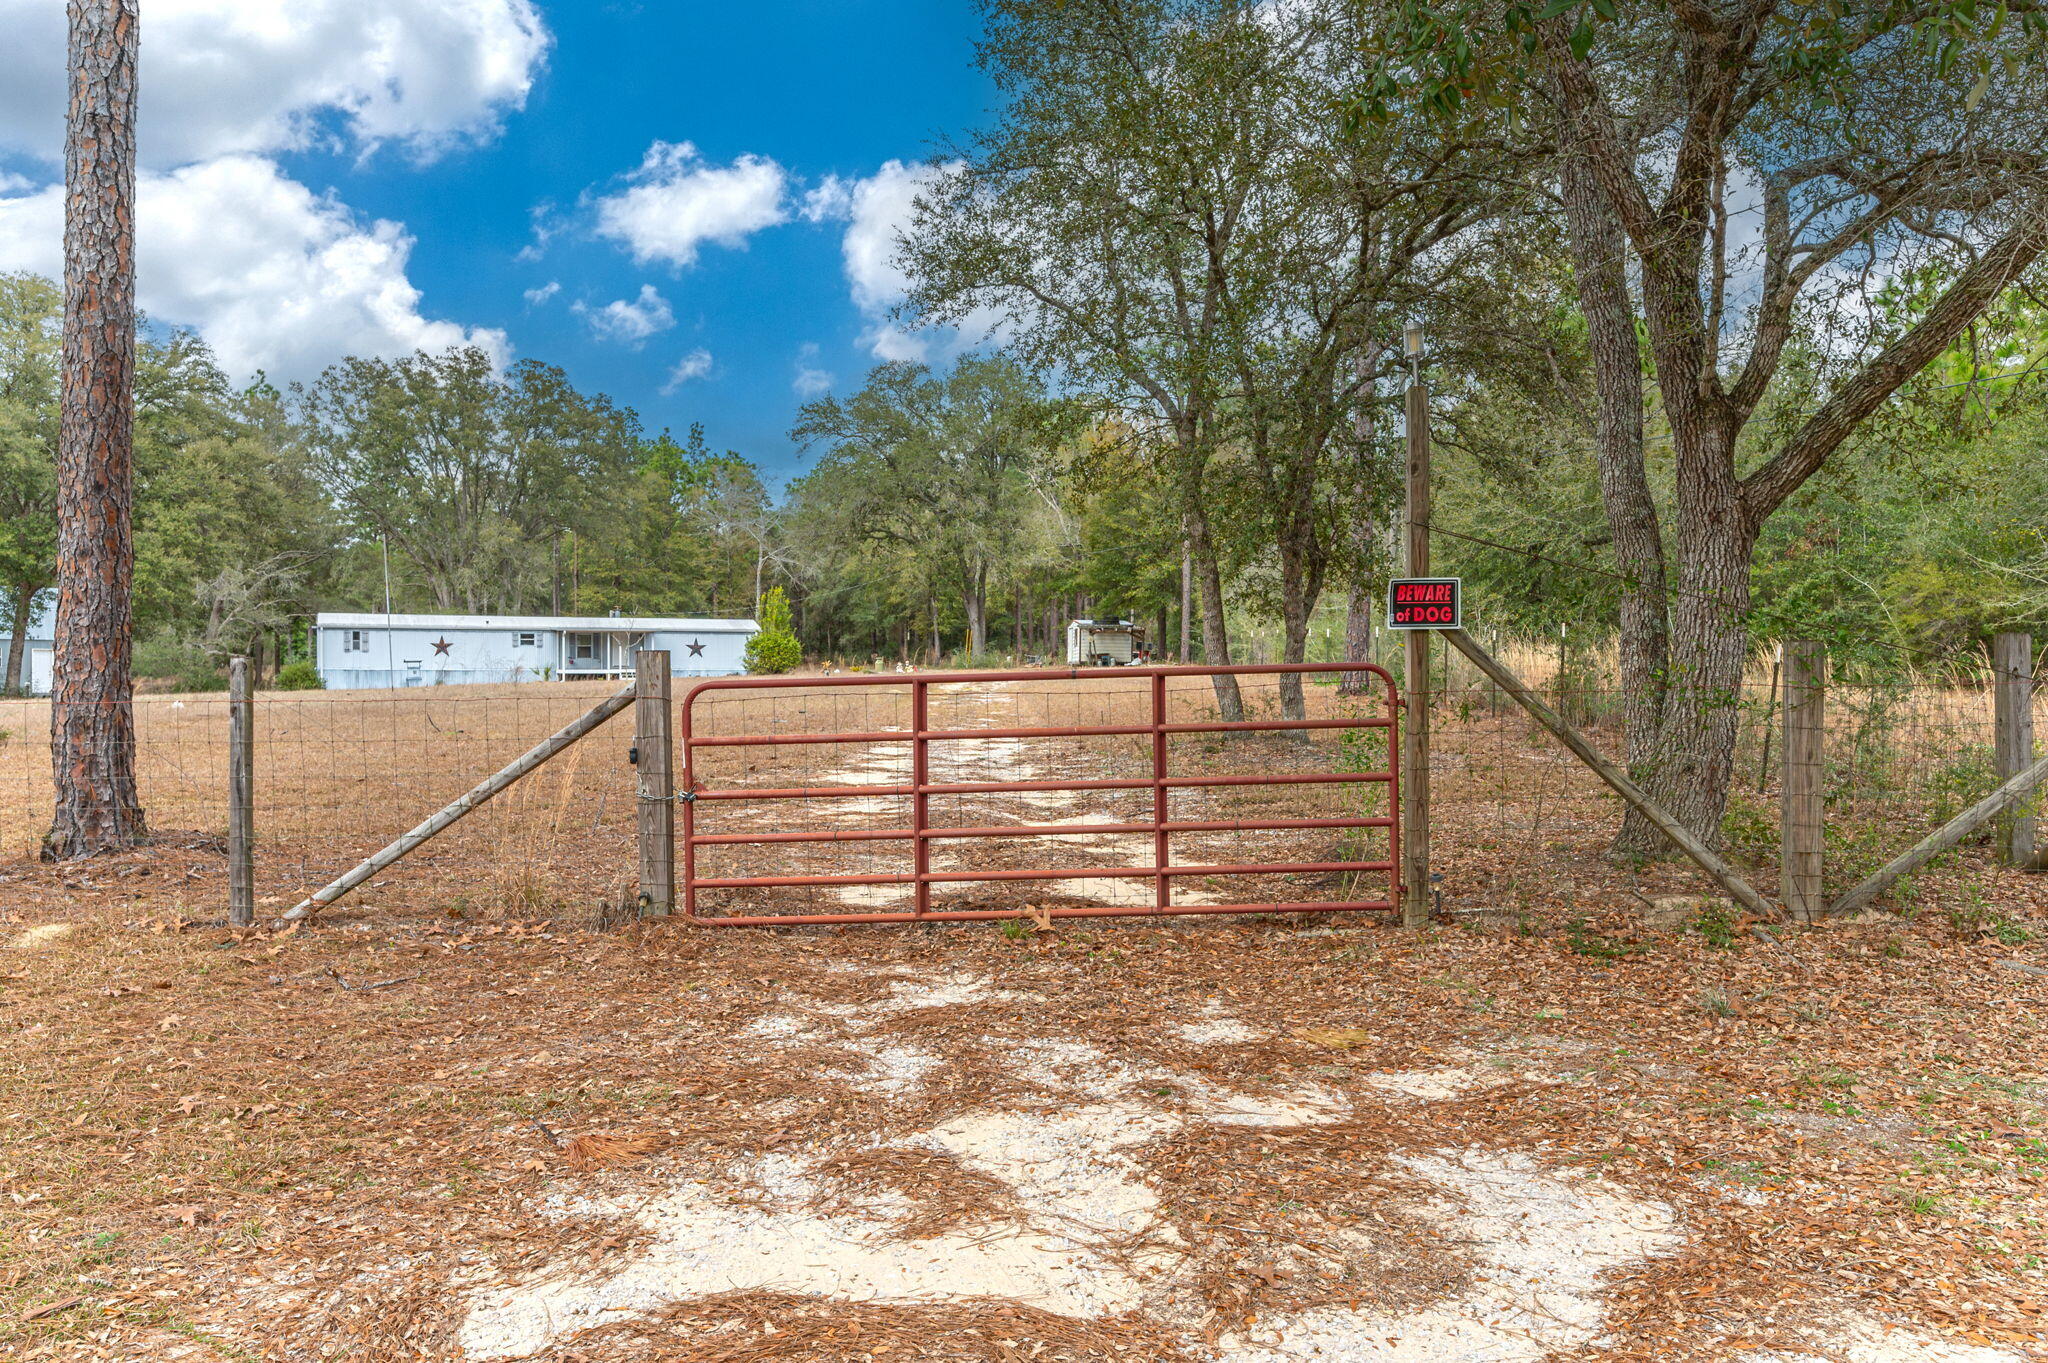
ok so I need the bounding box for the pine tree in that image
[744,586,801,674]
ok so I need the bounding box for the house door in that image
[29,647,52,696]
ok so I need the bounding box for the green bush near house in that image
[744,587,802,675]
[274,660,323,690]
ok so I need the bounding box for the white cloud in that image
[573,284,674,346]
[0,169,31,194]
[0,0,550,168]
[522,280,561,306]
[829,159,1000,362]
[662,348,714,393]
[840,160,927,315]
[593,141,789,269]
[792,342,833,398]
[801,175,854,223]
[0,156,505,380]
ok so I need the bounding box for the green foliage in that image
[1691,906,1740,951]
[786,356,1074,661]
[744,587,801,674]
[1720,794,1777,865]
[273,660,322,691]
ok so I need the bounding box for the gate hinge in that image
[627,745,640,765]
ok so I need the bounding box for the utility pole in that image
[1400,320,1430,928]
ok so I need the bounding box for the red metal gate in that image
[678,663,1400,926]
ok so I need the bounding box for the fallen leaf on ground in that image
[1290,1027,1375,1049]
[563,1131,663,1170]
[21,1295,83,1321]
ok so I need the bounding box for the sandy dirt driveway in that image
[5,893,2044,1362]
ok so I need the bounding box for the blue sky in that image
[0,1,996,486]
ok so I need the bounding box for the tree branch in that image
[1743,204,2048,517]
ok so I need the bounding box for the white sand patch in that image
[916,1104,1180,1237]
[7,923,76,950]
[871,971,1035,1012]
[845,1039,943,1094]
[457,1158,1155,1360]
[819,740,914,786]
[753,971,1042,1035]
[1740,1313,2025,1363]
[1214,1149,1681,1361]
[1174,1016,1261,1045]
[829,881,914,908]
[738,1013,818,1042]
[1010,1038,1345,1125]
[1361,1068,1508,1101]
[457,1051,1348,1359]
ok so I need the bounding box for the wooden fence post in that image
[228,655,254,927]
[1994,632,2040,869]
[1779,640,1826,920]
[635,651,675,917]
[1400,321,1431,928]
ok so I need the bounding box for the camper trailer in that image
[1064,618,1147,666]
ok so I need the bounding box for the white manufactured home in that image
[0,591,55,695]
[314,612,759,690]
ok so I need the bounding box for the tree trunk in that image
[1629,514,1756,849]
[1559,152,1672,853]
[1278,576,1313,722]
[1339,341,1383,695]
[4,587,33,693]
[964,560,988,659]
[1185,499,1244,721]
[48,0,145,860]
[1178,537,1192,662]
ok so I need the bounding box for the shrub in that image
[744,587,801,674]
[274,660,323,690]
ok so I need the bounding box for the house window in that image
[514,631,539,648]
[344,629,369,653]
[570,633,596,661]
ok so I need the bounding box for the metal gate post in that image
[1152,670,1169,910]
[912,676,931,915]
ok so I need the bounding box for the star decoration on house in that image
[432,637,452,655]
[686,639,705,656]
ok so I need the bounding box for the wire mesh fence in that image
[0,684,639,919]
[0,636,2035,925]
[1417,636,2033,921]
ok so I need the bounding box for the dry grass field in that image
[2,661,2045,1361]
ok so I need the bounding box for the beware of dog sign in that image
[1387,578,1461,630]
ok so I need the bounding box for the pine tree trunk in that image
[48,0,145,860]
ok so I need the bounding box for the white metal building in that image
[1064,618,1147,666]
[314,612,759,690]
[0,591,55,695]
